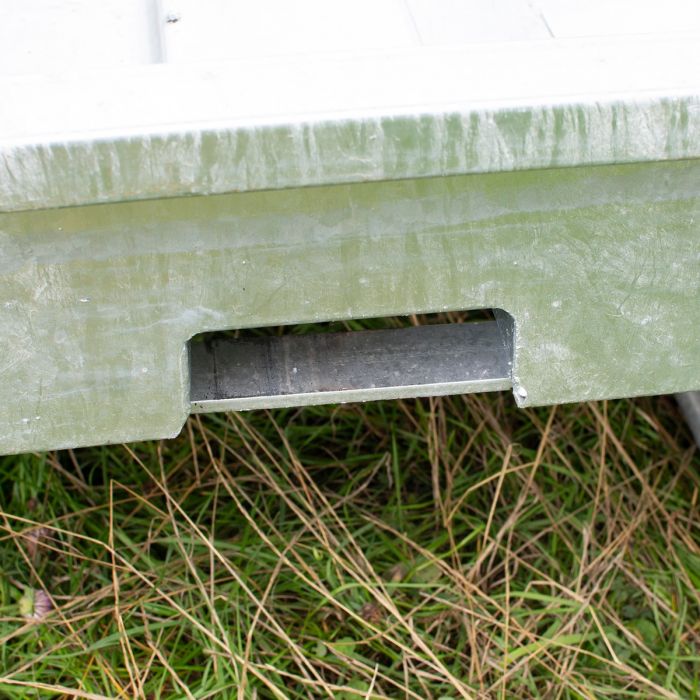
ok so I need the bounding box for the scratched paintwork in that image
[1,159,698,454]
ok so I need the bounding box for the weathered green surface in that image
[1,159,698,454]
[4,97,698,214]
[2,38,699,213]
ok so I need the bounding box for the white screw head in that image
[516,386,528,400]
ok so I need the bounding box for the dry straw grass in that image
[0,392,698,698]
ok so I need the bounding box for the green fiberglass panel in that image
[0,159,699,453]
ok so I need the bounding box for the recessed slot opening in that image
[189,309,512,412]
[196,309,496,341]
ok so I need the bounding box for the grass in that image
[0,390,698,698]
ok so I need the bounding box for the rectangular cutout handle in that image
[190,319,511,412]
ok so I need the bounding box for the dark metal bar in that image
[190,320,512,412]
[677,391,700,447]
